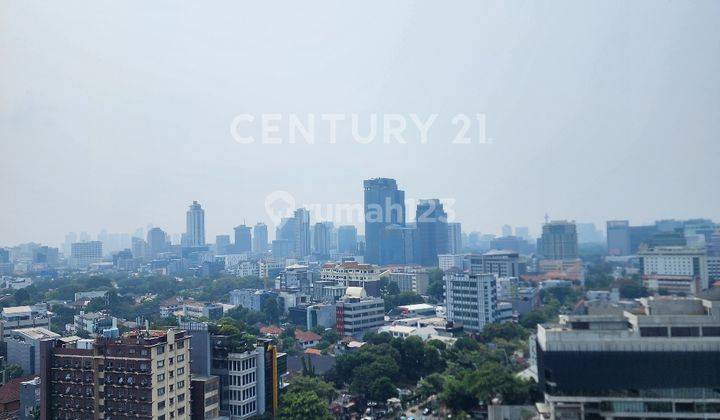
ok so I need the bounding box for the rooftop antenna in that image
[544,213,549,224]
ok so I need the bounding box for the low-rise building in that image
[388,268,430,295]
[4,277,33,290]
[321,262,384,296]
[72,311,117,337]
[6,327,60,375]
[0,305,51,341]
[230,289,277,312]
[438,254,465,271]
[335,287,385,337]
[177,301,224,321]
[640,246,709,295]
[190,375,220,419]
[294,330,321,349]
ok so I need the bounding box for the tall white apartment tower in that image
[448,222,463,254]
[185,201,206,247]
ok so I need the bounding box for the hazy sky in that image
[2,0,719,247]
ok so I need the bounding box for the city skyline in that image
[3,190,719,249]
[2,1,719,246]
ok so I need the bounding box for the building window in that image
[157,373,165,382]
[158,387,166,396]
[639,327,668,337]
[671,326,700,337]
[157,345,165,355]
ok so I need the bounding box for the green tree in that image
[441,375,477,412]
[427,268,445,300]
[418,373,445,398]
[478,322,529,343]
[261,297,280,324]
[13,288,30,305]
[368,377,398,402]
[86,297,106,312]
[287,376,337,403]
[279,391,333,420]
[6,363,24,380]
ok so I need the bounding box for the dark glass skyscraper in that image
[313,222,330,257]
[363,178,405,264]
[415,199,449,266]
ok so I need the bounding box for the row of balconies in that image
[103,375,150,387]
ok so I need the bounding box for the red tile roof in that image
[260,325,284,335]
[0,376,35,405]
[294,330,321,342]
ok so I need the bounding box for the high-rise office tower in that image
[147,227,168,258]
[322,221,336,252]
[501,224,513,237]
[515,226,530,240]
[337,225,358,254]
[185,201,205,247]
[537,220,578,260]
[293,208,311,258]
[363,178,405,264]
[253,223,269,253]
[607,220,631,256]
[415,199,449,266]
[215,234,231,254]
[313,222,330,257]
[131,237,147,259]
[577,222,604,244]
[447,222,463,254]
[380,225,415,265]
[234,224,252,253]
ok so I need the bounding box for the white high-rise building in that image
[447,222,463,254]
[444,272,497,333]
[185,200,206,247]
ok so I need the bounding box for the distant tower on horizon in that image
[363,178,405,264]
[537,220,578,260]
[185,200,206,247]
[415,199,449,266]
[147,227,168,257]
[448,222,463,254]
[234,224,252,253]
[253,223,269,253]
